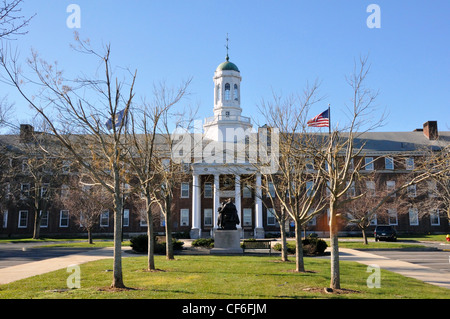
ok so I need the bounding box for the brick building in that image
[0,57,449,239]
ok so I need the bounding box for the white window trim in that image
[123,209,129,227]
[409,208,419,226]
[59,210,69,228]
[430,209,440,226]
[181,182,190,198]
[243,208,252,227]
[180,208,189,227]
[100,210,109,227]
[365,157,374,171]
[18,210,28,228]
[385,157,394,170]
[204,182,212,198]
[204,208,213,227]
[267,208,276,226]
[388,209,398,225]
[40,210,49,228]
[2,210,8,228]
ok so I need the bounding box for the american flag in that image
[307,109,330,127]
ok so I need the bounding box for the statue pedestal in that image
[211,230,243,255]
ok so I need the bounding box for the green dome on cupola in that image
[216,55,240,72]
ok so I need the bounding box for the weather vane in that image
[225,33,229,61]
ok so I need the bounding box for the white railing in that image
[205,115,251,124]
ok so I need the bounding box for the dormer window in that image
[225,83,231,100]
[234,84,239,101]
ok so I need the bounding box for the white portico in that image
[190,55,264,239]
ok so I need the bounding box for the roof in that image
[216,60,240,72]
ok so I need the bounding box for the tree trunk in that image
[279,221,288,262]
[146,197,155,270]
[362,228,368,245]
[32,211,41,240]
[165,195,174,260]
[295,221,305,272]
[329,204,340,289]
[88,229,93,244]
[111,168,125,288]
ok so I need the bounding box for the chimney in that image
[423,121,438,140]
[20,124,34,142]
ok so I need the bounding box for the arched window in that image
[225,83,231,100]
[234,84,239,101]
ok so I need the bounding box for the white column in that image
[191,174,201,238]
[235,174,241,230]
[254,173,264,238]
[213,174,220,229]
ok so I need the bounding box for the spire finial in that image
[225,33,229,61]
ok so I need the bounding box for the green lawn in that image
[1,255,448,299]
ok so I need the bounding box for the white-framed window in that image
[243,208,252,226]
[41,183,50,198]
[2,210,8,228]
[180,208,189,226]
[267,182,275,198]
[365,157,374,171]
[430,209,440,226]
[224,83,231,100]
[366,181,376,197]
[140,211,148,227]
[243,183,252,198]
[181,182,189,198]
[386,180,396,197]
[385,157,394,170]
[405,157,414,170]
[20,183,30,198]
[267,208,276,226]
[388,209,398,225]
[409,208,419,226]
[204,208,212,226]
[100,210,109,227]
[18,210,28,228]
[59,210,69,228]
[407,184,416,198]
[123,209,129,227]
[233,84,239,101]
[40,211,49,228]
[204,182,212,198]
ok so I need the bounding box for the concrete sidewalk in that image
[335,248,450,289]
[1,243,449,290]
[0,246,130,285]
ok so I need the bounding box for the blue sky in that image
[2,0,450,132]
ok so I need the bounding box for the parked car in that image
[374,225,397,242]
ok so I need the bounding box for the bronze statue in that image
[217,198,240,230]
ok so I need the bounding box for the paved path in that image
[0,240,449,290]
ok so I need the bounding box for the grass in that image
[0,255,448,299]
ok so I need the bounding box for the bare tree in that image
[0,0,34,40]
[127,79,190,269]
[0,35,135,288]
[256,87,328,272]
[57,177,111,244]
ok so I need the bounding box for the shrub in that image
[192,238,214,248]
[272,238,327,256]
[130,235,184,253]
